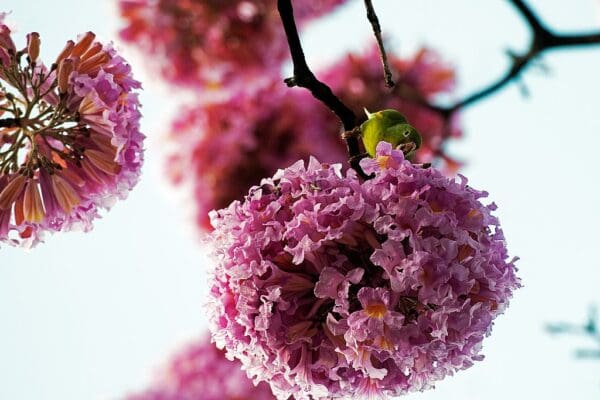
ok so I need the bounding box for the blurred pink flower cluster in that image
[165,44,461,231]
[119,0,347,89]
[320,46,462,171]
[165,82,347,230]
[0,17,143,247]
[118,0,462,234]
[125,333,275,400]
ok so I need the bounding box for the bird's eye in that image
[404,131,410,137]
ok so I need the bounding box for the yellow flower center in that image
[365,303,387,319]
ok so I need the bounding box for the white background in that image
[1,1,599,399]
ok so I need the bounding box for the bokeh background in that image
[1,0,599,399]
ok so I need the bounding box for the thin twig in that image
[363,0,394,88]
[277,0,370,178]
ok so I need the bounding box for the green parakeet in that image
[360,109,422,159]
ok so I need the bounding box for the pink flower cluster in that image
[125,333,275,400]
[166,45,460,232]
[0,21,144,247]
[118,0,347,88]
[207,142,519,399]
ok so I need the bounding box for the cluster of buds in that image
[0,17,144,247]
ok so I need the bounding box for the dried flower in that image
[118,0,347,89]
[207,143,519,399]
[125,333,275,400]
[0,21,144,247]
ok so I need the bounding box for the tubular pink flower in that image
[319,45,463,172]
[0,22,144,247]
[125,333,275,400]
[117,0,347,89]
[207,143,520,399]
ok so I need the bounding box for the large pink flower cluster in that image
[118,0,347,88]
[319,45,461,171]
[166,82,346,230]
[0,22,144,247]
[207,142,519,399]
[166,45,461,232]
[125,334,275,400]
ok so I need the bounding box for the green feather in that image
[359,109,421,158]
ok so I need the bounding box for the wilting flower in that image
[319,45,462,172]
[0,21,144,247]
[207,142,519,399]
[118,0,347,89]
[125,333,275,400]
[166,82,346,230]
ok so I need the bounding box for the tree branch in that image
[432,0,600,117]
[510,0,548,33]
[363,0,394,88]
[0,117,20,128]
[277,0,370,178]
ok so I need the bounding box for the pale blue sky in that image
[1,1,599,399]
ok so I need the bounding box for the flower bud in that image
[71,31,95,58]
[26,32,40,62]
[57,58,74,93]
[0,47,9,67]
[77,51,109,74]
[81,42,102,61]
[0,25,15,52]
[54,40,74,65]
